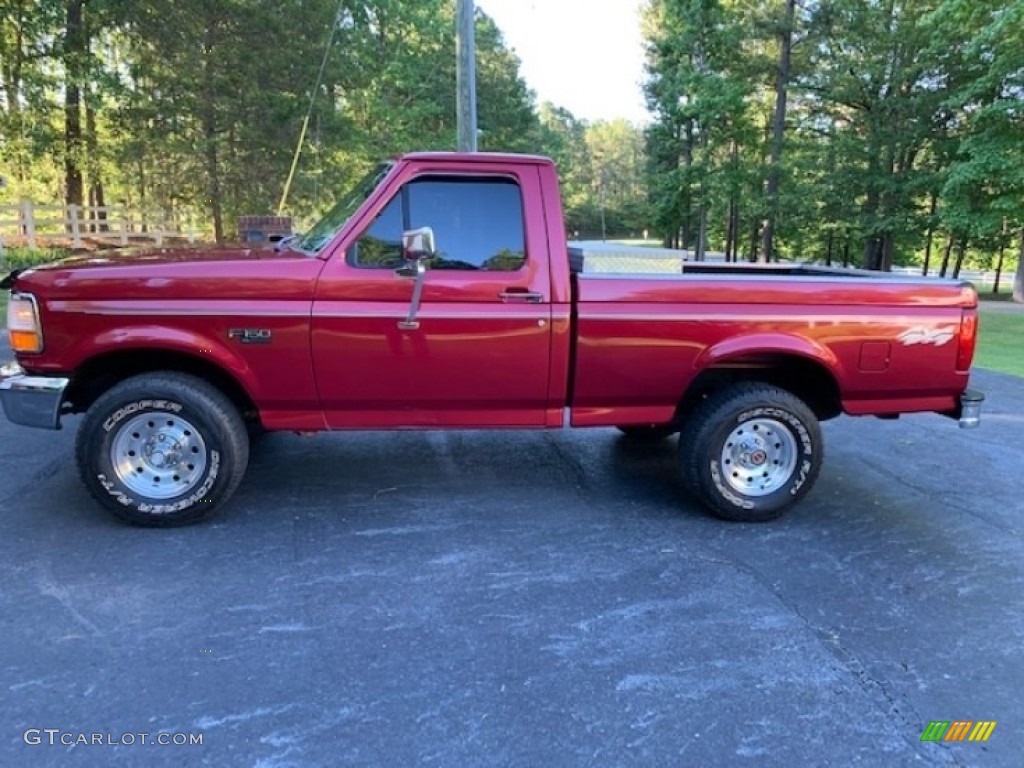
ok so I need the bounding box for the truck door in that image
[311,167,553,428]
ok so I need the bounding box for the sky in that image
[476,0,650,125]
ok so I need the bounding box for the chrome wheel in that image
[110,412,208,499]
[719,417,797,497]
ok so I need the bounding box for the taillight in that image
[956,309,978,372]
[7,293,44,353]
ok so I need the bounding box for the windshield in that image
[294,162,393,254]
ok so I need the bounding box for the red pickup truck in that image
[1,152,983,526]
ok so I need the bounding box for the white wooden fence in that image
[0,201,197,250]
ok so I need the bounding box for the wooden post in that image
[68,203,83,248]
[22,200,37,250]
[120,210,129,246]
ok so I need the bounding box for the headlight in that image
[7,293,43,353]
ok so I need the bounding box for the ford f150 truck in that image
[1,152,984,526]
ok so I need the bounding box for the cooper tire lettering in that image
[103,400,183,432]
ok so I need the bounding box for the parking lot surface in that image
[1,338,1021,766]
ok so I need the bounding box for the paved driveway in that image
[1,340,1021,766]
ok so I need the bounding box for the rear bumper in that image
[0,361,68,430]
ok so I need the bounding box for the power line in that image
[277,0,346,215]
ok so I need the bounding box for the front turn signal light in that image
[7,293,43,354]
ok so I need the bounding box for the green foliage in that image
[643,0,755,254]
[537,104,650,238]
[0,0,551,240]
[642,0,1024,272]
[975,309,1024,377]
[0,245,72,270]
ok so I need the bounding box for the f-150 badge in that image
[897,326,955,346]
[228,328,273,344]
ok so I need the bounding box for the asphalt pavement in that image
[1,337,1022,767]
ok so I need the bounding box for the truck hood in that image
[6,244,326,302]
[25,243,290,271]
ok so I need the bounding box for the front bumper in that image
[0,361,69,430]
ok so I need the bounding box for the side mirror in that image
[402,227,435,261]
[396,227,435,330]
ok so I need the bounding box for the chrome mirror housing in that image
[402,227,436,261]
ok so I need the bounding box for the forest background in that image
[1,0,1021,298]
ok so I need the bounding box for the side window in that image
[349,176,526,271]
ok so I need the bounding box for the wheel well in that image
[64,350,260,422]
[676,354,842,423]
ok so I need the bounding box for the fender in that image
[69,325,260,402]
[693,332,843,378]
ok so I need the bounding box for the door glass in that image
[350,176,526,271]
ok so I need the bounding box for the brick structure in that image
[237,215,293,243]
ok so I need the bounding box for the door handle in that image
[499,290,544,303]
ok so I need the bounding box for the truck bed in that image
[567,265,976,428]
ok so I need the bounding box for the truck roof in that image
[399,151,555,165]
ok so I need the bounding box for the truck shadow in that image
[242,429,705,524]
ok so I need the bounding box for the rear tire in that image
[678,383,822,522]
[75,372,249,526]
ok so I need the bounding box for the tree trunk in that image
[761,0,796,263]
[680,116,694,252]
[1013,228,1024,303]
[952,239,968,279]
[64,0,86,209]
[922,191,937,275]
[842,239,851,268]
[696,203,707,261]
[992,237,1007,294]
[730,203,741,262]
[85,87,107,232]
[864,236,883,271]
[729,141,741,262]
[880,233,895,272]
[939,235,955,278]
[825,231,834,266]
[725,198,736,262]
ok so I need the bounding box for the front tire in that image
[678,383,822,522]
[75,372,250,526]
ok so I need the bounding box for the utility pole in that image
[456,0,478,152]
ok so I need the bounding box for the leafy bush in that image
[0,247,73,271]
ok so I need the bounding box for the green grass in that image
[977,291,1015,302]
[976,309,1024,377]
